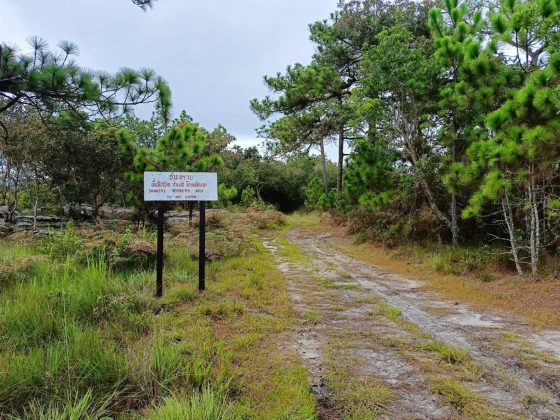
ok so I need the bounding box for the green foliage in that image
[0,327,130,411]
[116,120,224,217]
[0,38,171,130]
[343,138,404,210]
[215,184,238,208]
[149,388,241,420]
[41,222,82,261]
[120,122,223,179]
[219,149,331,211]
[240,186,257,207]
[304,177,324,210]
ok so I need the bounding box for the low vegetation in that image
[327,368,392,419]
[0,210,315,418]
[1,0,560,417]
[430,377,494,419]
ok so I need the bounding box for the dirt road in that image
[263,229,560,419]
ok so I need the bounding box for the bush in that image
[240,187,257,207]
[246,205,286,229]
[0,255,45,289]
[82,228,157,272]
[347,205,440,247]
[41,221,82,261]
[424,245,501,280]
[173,211,256,261]
[304,177,324,210]
[215,184,238,208]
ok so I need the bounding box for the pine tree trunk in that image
[450,139,459,246]
[320,139,329,193]
[451,192,459,246]
[502,193,523,276]
[528,180,540,280]
[529,175,541,280]
[337,125,344,194]
[407,146,453,235]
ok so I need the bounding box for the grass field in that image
[0,210,315,419]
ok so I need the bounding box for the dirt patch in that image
[263,235,457,418]
[266,229,560,418]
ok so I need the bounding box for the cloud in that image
[1,0,339,140]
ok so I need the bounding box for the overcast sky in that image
[0,0,339,155]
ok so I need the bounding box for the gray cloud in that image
[0,0,339,154]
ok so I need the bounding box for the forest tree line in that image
[0,31,333,223]
[252,0,560,278]
[1,0,560,278]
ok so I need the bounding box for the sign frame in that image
[144,172,218,202]
[144,171,218,297]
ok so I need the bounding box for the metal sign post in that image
[199,201,206,291]
[156,201,165,298]
[144,172,218,297]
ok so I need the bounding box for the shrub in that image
[174,212,255,261]
[424,244,502,279]
[240,187,257,207]
[0,256,45,289]
[246,205,286,229]
[82,228,157,272]
[304,177,324,210]
[215,184,238,208]
[41,221,82,261]
[346,205,441,246]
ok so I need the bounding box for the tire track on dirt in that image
[264,230,560,419]
[263,235,457,419]
[281,231,560,419]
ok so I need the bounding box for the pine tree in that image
[462,0,560,277]
[116,122,223,220]
[429,0,510,245]
[251,61,351,194]
[0,38,171,139]
[132,0,156,9]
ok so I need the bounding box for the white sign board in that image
[144,172,218,202]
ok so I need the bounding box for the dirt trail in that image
[264,230,560,419]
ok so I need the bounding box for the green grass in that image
[0,216,316,418]
[430,377,495,419]
[0,326,131,413]
[420,341,470,365]
[275,236,309,264]
[305,310,322,325]
[382,305,403,323]
[148,388,241,420]
[19,389,114,419]
[327,367,392,419]
[521,388,551,408]
[495,331,557,365]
